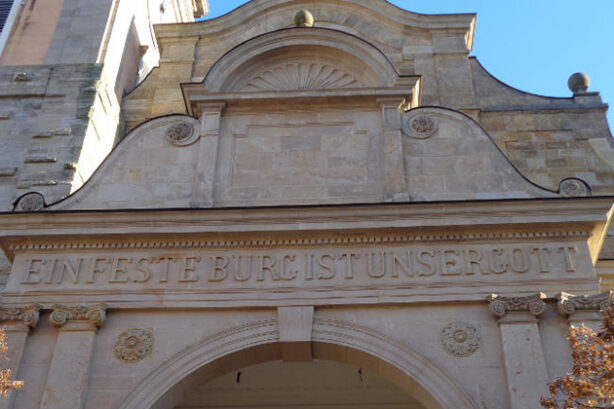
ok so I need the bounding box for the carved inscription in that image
[15,244,582,289]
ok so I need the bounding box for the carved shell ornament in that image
[440,321,480,357]
[14,192,45,212]
[559,178,591,197]
[401,114,438,139]
[166,121,197,146]
[244,62,361,91]
[114,329,154,363]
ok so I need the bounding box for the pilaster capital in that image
[488,293,547,320]
[49,304,107,331]
[0,305,41,329]
[557,291,612,315]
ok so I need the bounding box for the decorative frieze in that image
[557,291,612,315]
[114,329,154,363]
[440,321,480,357]
[7,230,591,252]
[49,304,107,329]
[0,305,41,329]
[488,293,547,318]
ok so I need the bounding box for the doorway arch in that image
[115,318,480,409]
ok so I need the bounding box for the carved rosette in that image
[0,305,41,329]
[166,121,197,146]
[488,293,547,318]
[559,178,591,197]
[440,322,480,357]
[49,304,107,329]
[557,291,613,315]
[401,114,438,139]
[14,192,45,212]
[113,329,154,363]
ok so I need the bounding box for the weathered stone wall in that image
[471,59,614,194]
[0,64,105,208]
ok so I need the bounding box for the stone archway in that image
[115,319,480,409]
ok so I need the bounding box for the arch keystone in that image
[278,306,314,361]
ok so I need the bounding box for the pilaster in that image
[40,304,106,409]
[191,102,226,207]
[377,97,409,202]
[0,305,41,409]
[557,291,612,329]
[488,293,549,409]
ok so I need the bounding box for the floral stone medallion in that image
[166,121,197,146]
[114,329,154,363]
[440,321,480,357]
[401,114,438,139]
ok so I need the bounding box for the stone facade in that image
[0,1,613,409]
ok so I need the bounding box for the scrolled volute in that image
[557,291,613,316]
[488,293,547,318]
[0,305,42,329]
[49,304,107,329]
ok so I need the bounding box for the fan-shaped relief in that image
[244,62,362,91]
[208,31,396,93]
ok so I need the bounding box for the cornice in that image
[1,198,611,233]
[4,230,592,253]
[0,199,610,261]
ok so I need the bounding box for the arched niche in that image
[220,44,382,92]
[199,27,403,93]
[115,319,479,409]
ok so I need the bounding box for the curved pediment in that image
[201,28,400,94]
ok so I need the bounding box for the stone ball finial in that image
[294,10,314,27]
[568,72,590,94]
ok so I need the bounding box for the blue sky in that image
[203,1,613,130]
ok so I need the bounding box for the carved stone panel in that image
[216,108,384,206]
